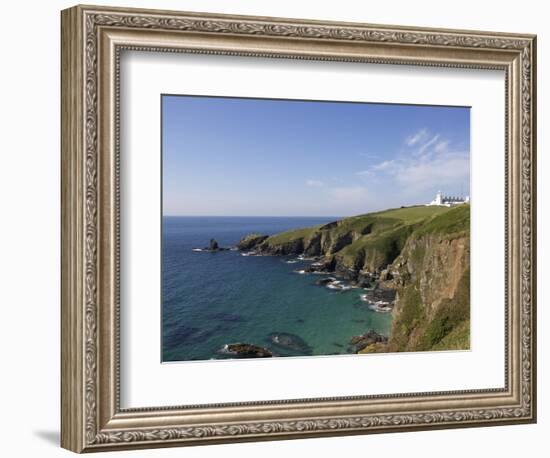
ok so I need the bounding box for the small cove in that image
[162,216,392,362]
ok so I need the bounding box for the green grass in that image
[415,204,470,238]
[431,320,470,351]
[263,214,400,251]
[264,226,320,245]
[321,215,401,238]
[391,270,470,352]
[391,282,425,351]
[420,268,470,349]
[260,205,468,274]
[337,224,416,270]
[328,206,449,237]
[374,205,451,222]
[264,205,462,250]
[241,232,264,239]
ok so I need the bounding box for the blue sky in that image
[162,95,470,217]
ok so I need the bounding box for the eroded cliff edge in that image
[238,205,470,353]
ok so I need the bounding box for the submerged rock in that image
[222,343,273,358]
[268,332,313,355]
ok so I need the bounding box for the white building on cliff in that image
[427,191,469,207]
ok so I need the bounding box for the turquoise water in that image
[162,216,392,362]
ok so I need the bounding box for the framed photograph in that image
[61,4,537,453]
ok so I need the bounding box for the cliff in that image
[239,205,470,352]
[381,205,470,352]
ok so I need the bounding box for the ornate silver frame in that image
[61,4,537,453]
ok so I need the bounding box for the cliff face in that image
[384,223,470,352]
[252,211,428,281]
[239,205,470,352]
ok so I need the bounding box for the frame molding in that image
[61,4,536,453]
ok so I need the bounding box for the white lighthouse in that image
[427,190,469,207]
[431,190,443,206]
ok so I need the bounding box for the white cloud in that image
[405,128,428,146]
[371,159,396,171]
[434,140,450,154]
[364,130,469,193]
[305,179,324,187]
[394,152,469,191]
[414,134,440,157]
[356,159,396,177]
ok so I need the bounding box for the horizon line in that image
[162,202,438,218]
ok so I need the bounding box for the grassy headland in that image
[238,205,470,353]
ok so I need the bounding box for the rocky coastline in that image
[232,205,470,354]
[194,205,470,358]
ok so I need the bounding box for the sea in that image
[162,216,392,362]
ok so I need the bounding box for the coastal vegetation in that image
[237,205,470,354]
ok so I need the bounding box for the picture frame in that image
[61,4,537,453]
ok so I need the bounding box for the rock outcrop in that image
[237,233,268,251]
[223,343,273,358]
[349,330,388,353]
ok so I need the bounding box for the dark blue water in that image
[162,216,392,362]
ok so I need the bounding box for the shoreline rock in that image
[359,287,396,312]
[349,330,388,353]
[221,343,273,358]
